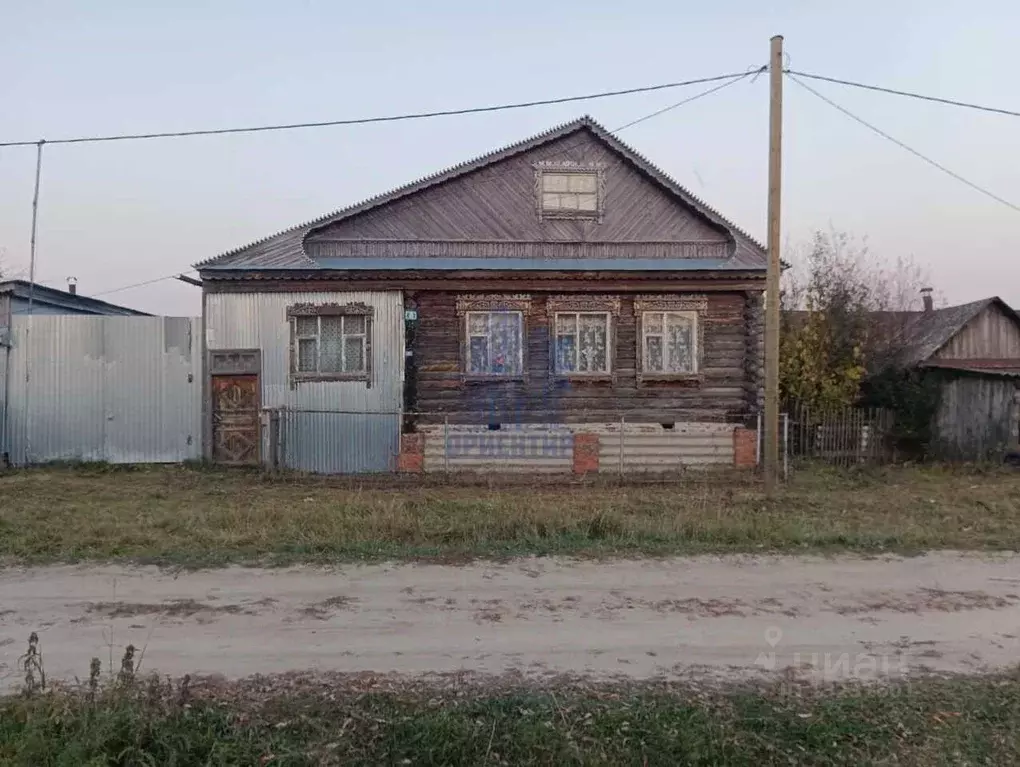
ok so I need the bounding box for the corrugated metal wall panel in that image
[414,422,735,474]
[0,296,9,458]
[4,316,201,464]
[597,423,734,472]
[206,291,403,474]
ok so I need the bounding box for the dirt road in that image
[2,552,1019,691]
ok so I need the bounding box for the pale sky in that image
[1,1,1017,316]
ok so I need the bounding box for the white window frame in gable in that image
[534,163,605,222]
[464,310,525,378]
[640,310,699,377]
[553,311,612,377]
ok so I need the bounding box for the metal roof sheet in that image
[202,257,758,272]
[0,280,149,316]
[896,298,1018,365]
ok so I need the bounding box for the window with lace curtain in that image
[554,312,611,375]
[464,311,524,377]
[288,304,372,383]
[641,311,698,375]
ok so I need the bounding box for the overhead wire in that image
[378,66,764,219]
[786,72,1020,215]
[85,68,764,298]
[785,70,1020,119]
[92,271,198,297]
[0,71,758,148]
[613,66,764,131]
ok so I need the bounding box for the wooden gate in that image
[209,349,261,465]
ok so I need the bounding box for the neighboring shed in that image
[895,296,1020,459]
[0,280,149,325]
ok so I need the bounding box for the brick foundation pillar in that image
[733,427,757,469]
[397,433,425,473]
[572,433,600,475]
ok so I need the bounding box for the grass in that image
[0,463,1019,567]
[2,667,1020,765]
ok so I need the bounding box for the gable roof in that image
[898,297,1019,366]
[785,297,1020,372]
[0,280,149,316]
[197,116,766,272]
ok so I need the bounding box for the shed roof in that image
[897,297,1019,366]
[0,280,149,316]
[197,116,766,272]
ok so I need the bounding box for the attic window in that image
[535,164,603,220]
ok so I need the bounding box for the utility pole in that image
[763,35,784,496]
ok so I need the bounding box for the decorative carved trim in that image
[545,295,621,317]
[208,349,261,376]
[533,162,606,223]
[632,294,709,314]
[286,301,373,317]
[305,239,730,260]
[455,294,532,316]
[545,296,620,382]
[456,296,530,382]
[291,372,371,384]
[285,303,374,388]
[633,295,708,384]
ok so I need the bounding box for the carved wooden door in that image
[211,374,260,464]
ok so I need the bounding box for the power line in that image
[786,70,1020,119]
[0,71,757,148]
[786,72,1020,215]
[92,271,197,297]
[85,70,763,299]
[613,67,763,131]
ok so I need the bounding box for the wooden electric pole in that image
[763,35,784,496]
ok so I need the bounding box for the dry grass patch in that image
[0,463,1019,566]
[3,664,1020,765]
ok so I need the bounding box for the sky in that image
[1,1,1017,316]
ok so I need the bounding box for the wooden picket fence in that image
[786,404,895,466]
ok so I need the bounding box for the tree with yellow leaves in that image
[780,230,926,412]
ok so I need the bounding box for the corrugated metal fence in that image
[270,409,401,474]
[1,316,202,464]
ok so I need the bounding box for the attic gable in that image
[197,117,765,271]
[304,127,728,249]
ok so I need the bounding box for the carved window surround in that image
[455,295,532,316]
[633,294,708,384]
[456,295,531,382]
[533,162,606,223]
[547,295,620,382]
[286,302,374,387]
[287,302,374,316]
